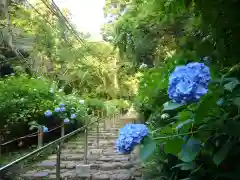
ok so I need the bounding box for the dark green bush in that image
[0,74,88,153]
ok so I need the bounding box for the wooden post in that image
[61,123,65,137]
[38,126,43,148]
[0,134,2,157]
[56,143,61,180]
[102,111,106,130]
[96,110,100,148]
[84,128,88,164]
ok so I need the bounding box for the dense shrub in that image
[0,74,87,152]
[134,56,240,179]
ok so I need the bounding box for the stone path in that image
[18,117,143,180]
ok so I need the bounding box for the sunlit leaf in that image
[163,101,183,111]
[224,79,240,92]
[172,162,195,170]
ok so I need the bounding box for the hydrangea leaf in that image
[213,141,232,166]
[172,162,195,170]
[139,136,156,161]
[178,137,202,162]
[195,92,220,124]
[164,137,185,156]
[222,121,240,137]
[163,101,183,111]
[176,119,194,132]
[233,98,240,107]
[224,78,240,92]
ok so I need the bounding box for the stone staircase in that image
[19,117,143,180]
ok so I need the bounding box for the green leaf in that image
[233,98,240,107]
[178,138,202,162]
[213,141,232,166]
[222,121,240,137]
[164,137,185,156]
[195,92,220,124]
[224,79,240,92]
[163,101,183,111]
[176,119,194,131]
[139,136,156,161]
[172,162,195,170]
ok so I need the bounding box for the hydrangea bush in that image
[42,99,87,130]
[0,74,60,139]
[134,57,240,179]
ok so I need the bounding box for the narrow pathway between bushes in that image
[18,118,143,180]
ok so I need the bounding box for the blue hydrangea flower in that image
[54,107,61,113]
[43,126,48,133]
[70,114,76,119]
[60,107,66,112]
[44,110,52,117]
[64,118,70,124]
[59,103,65,107]
[116,123,148,154]
[168,62,211,104]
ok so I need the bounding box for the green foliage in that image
[0,74,54,126]
[139,136,156,161]
[104,0,240,178]
[134,60,240,179]
[2,0,138,101]
[0,74,58,137]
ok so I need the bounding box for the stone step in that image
[88,135,118,139]
[21,169,77,180]
[76,167,139,180]
[63,142,115,150]
[22,168,140,180]
[36,150,138,166]
[75,161,136,172]
[88,132,118,136]
[19,118,142,180]
[35,158,138,171]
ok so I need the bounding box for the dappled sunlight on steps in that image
[18,118,143,180]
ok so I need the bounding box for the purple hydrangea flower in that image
[43,126,48,133]
[168,62,211,104]
[64,118,70,124]
[70,114,76,119]
[60,107,66,112]
[116,123,148,154]
[44,110,52,117]
[54,107,61,113]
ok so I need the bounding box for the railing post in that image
[97,111,100,149]
[0,134,2,157]
[38,126,43,148]
[102,111,106,131]
[112,114,114,128]
[61,123,65,137]
[56,143,61,180]
[84,127,88,164]
[113,113,116,128]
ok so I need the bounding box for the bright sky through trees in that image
[55,0,106,41]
